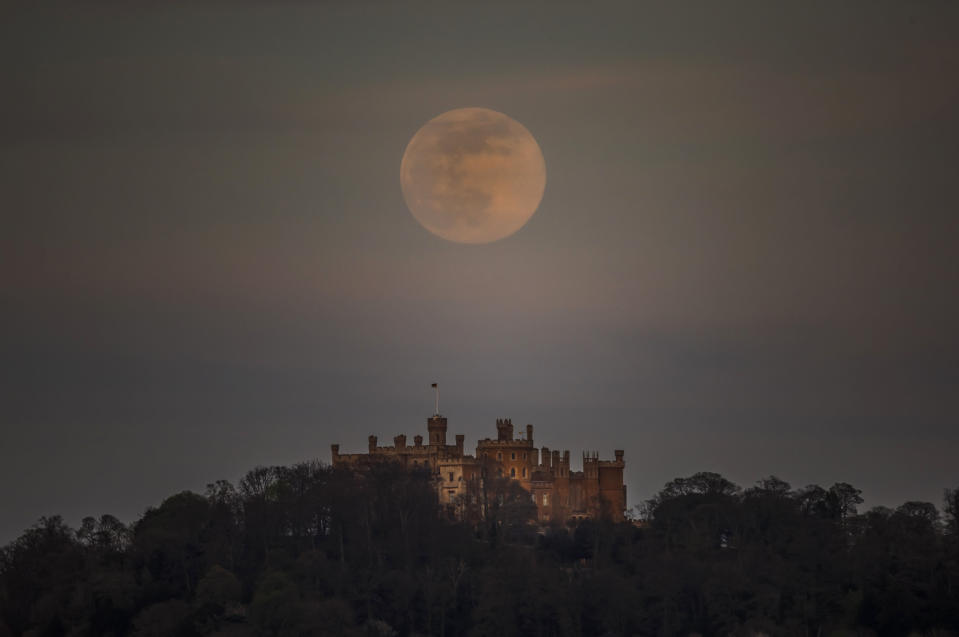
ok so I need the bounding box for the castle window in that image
[522,468,527,478]
[510,467,516,477]
[523,452,527,459]
[511,452,516,460]
[449,472,454,482]
[497,452,502,461]
[543,494,550,506]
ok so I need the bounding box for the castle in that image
[331,412,626,522]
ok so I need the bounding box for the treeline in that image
[2,463,958,637]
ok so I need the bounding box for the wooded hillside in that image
[2,463,957,636]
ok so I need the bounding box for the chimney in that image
[615,449,624,463]
[563,450,570,466]
[394,435,406,449]
[542,447,551,469]
[455,434,464,456]
[331,444,339,460]
[551,450,560,471]
[526,424,533,444]
[368,435,377,453]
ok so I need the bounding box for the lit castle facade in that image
[331,408,626,523]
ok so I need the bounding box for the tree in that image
[249,571,302,637]
[650,471,741,511]
[484,478,537,545]
[205,479,242,572]
[897,501,940,526]
[749,475,792,497]
[78,514,131,554]
[132,491,211,599]
[129,600,192,637]
[944,487,959,536]
[828,482,864,523]
[0,516,87,635]
[196,564,242,609]
[795,484,830,517]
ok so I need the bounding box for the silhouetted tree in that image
[132,491,211,601]
[829,482,864,524]
[4,464,959,636]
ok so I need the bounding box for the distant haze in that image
[1,2,958,543]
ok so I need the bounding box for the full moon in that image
[400,107,546,244]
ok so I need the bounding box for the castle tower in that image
[427,415,448,447]
[496,418,514,441]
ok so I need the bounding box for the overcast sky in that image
[2,1,958,543]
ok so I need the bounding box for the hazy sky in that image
[2,2,958,543]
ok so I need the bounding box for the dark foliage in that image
[2,465,958,636]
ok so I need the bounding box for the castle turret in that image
[496,418,514,441]
[428,415,447,447]
[526,424,533,443]
[455,434,465,456]
[394,435,406,449]
[369,435,377,454]
[542,447,551,470]
[583,452,598,479]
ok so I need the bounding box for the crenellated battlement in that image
[476,438,535,447]
[332,413,626,522]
